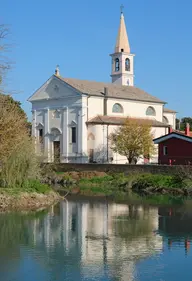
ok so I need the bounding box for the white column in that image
[32,110,37,152]
[78,108,82,156]
[44,108,50,162]
[62,107,68,162]
[78,105,88,163]
[32,110,37,137]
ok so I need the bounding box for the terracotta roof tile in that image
[87,115,169,127]
[174,130,192,137]
[57,76,166,104]
[163,108,177,113]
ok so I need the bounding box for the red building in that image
[153,123,192,165]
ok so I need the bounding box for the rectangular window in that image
[89,149,94,163]
[71,127,76,143]
[163,146,168,156]
[39,129,43,137]
[39,129,43,144]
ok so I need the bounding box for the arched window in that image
[112,103,124,113]
[87,133,95,141]
[125,58,130,71]
[146,106,156,116]
[115,58,120,72]
[50,127,61,136]
[163,116,169,124]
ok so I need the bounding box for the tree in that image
[0,95,39,187]
[0,24,38,187]
[109,118,155,164]
[0,24,10,87]
[0,93,27,119]
[176,117,192,131]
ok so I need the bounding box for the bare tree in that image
[0,24,11,88]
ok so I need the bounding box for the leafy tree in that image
[109,118,155,164]
[0,93,27,120]
[176,117,192,131]
[0,94,39,187]
[0,25,38,187]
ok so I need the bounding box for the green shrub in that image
[79,175,113,184]
[21,180,51,194]
[0,137,40,188]
[62,174,73,181]
[132,174,183,190]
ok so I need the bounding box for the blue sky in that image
[1,0,192,120]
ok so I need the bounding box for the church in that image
[28,10,176,164]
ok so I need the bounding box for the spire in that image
[115,7,130,53]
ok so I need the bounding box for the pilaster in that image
[78,108,82,155]
[44,108,50,162]
[32,110,37,152]
[62,107,68,162]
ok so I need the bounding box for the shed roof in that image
[154,132,192,144]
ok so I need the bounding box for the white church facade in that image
[28,10,176,164]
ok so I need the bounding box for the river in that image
[0,198,192,281]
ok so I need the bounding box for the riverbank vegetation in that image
[0,25,59,211]
[0,95,59,210]
[49,170,192,199]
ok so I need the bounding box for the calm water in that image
[0,199,192,281]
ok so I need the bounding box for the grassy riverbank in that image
[51,171,192,199]
[0,180,60,211]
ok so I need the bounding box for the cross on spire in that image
[120,4,124,14]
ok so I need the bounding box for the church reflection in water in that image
[2,200,192,280]
[30,200,163,280]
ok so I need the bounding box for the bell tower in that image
[110,6,135,86]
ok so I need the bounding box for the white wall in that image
[87,96,103,119]
[163,112,176,129]
[107,98,163,122]
[87,124,167,164]
[88,96,164,123]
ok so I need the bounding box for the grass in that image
[0,180,52,196]
[79,176,115,196]
[131,174,184,190]
[75,173,192,198]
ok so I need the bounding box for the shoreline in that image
[0,190,60,212]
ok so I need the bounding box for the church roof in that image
[59,76,165,104]
[87,115,169,127]
[163,108,177,113]
[115,12,130,53]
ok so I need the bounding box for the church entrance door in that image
[53,141,60,163]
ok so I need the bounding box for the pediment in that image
[36,122,44,129]
[28,75,82,102]
[70,120,77,126]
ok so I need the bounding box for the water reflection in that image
[0,200,192,280]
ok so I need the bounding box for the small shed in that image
[153,123,192,165]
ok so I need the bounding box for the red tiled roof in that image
[174,130,192,137]
[87,115,169,127]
